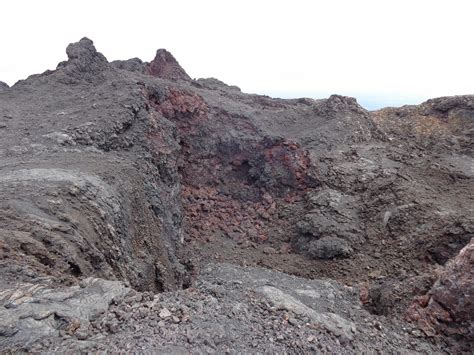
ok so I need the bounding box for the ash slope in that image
[0,38,472,353]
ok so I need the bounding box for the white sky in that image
[1,0,473,109]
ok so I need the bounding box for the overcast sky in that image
[1,0,473,109]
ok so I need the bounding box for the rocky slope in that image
[0,38,472,353]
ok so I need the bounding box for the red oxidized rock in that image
[359,284,370,305]
[158,89,208,121]
[146,49,191,81]
[262,192,273,205]
[259,141,318,190]
[406,239,473,340]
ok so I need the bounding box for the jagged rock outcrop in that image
[145,49,191,81]
[56,37,109,83]
[0,81,8,92]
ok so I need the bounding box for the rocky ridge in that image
[0,38,472,352]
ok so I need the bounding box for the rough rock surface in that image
[0,278,130,349]
[145,49,191,81]
[406,239,473,344]
[0,38,185,293]
[111,57,145,72]
[8,264,446,353]
[57,37,109,83]
[372,96,474,154]
[0,81,8,92]
[0,37,472,352]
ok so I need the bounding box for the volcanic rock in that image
[111,57,145,72]
[306,236,353,259]
[406,239,474,341]
[0,37,472,353]
[0,38,185,294]
[56,37,109,83]
[0,81,8,92]
[145,48,191,81]
[372,95,474,153]
[0,278,130,349]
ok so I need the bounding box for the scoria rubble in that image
[0,38,472,353]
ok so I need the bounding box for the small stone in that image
[75,329,89,340]
[307,335,315,342]
[263,246,277,255]
[288,317,298,326]
[262,192,273,205]
[368,270,382,279]
[172,316,180,323]
[308,236,352,259]
[138,307,148,318]
[69,185,80,196]
[159,308,172,319]
[109,322,120,334]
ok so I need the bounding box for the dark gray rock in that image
[193,77,241,92]
[111,58,145,73]
[295,189,361,258]
[0,38,186,293]
[307,236,353,259]
[0,81,8,92]
[0,278,130,349]
[56,37,109,83]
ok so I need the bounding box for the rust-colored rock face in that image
[146,49,191,81]
[146,84,318,249]
[406,239,474,340]
[157,88,208,121]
